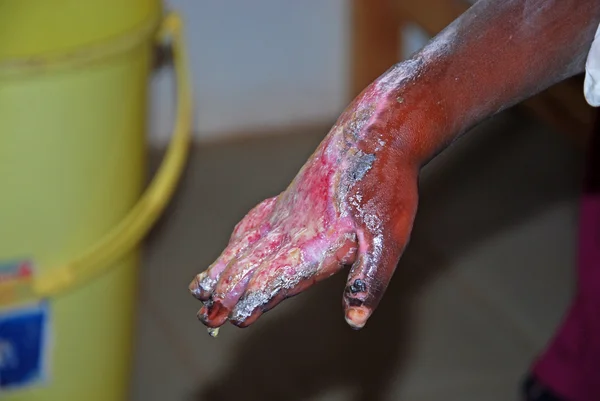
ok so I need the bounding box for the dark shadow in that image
[187,111,584,401]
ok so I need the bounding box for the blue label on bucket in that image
[0,301,50,391]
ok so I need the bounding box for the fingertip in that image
[228,288,286,327]
[344,306,371,330]
[189,276,202,298]
[189,271,216,301]
[197,300,230,328]
[188,279,202,300]
[228,293,267,328]
[229,304,264,328]
[229,314,256,328]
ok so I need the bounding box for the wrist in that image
[337,57,461,169]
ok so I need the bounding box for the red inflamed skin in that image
[190,0,600,330]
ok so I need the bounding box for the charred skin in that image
[190,0,600,330]
[190,79,421,329]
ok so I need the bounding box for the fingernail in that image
[349,279,367,294]
[345,306,371,330]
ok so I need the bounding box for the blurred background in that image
[0,1,594,400]
[138,1,591,400]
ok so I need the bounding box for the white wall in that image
[148,0,350,145]
[147,1,433,146]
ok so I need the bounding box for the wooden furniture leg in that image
[350,0,400,99]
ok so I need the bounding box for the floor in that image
[131,109,585,401]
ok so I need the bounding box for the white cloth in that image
[584,24,600,107]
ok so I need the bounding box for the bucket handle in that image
[2,12,192,299]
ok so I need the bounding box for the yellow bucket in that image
[0,1,192,400]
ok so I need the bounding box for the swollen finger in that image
[189,228,262,301]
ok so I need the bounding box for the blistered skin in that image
[190,0,600,330]
[190,76,421,329]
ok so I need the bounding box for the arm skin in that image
[361,0,600,166]
[189,0,600,331]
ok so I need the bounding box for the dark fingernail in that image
[348,279,367,294]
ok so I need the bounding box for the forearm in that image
[349,0,600,166]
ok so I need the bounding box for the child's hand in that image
[189,71,422,330]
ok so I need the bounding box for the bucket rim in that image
[0,14,162,78]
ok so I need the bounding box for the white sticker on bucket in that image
[0,299,51,391]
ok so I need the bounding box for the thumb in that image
[343,203,416,329]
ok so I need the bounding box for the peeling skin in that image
[190,0,600,332]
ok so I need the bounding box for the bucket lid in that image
[0,0,162,61]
